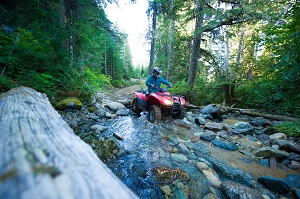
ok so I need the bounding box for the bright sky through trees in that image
[105,0,149,67]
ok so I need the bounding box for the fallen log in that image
[226,107,298,121]
[0,87,138,199]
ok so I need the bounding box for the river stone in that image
[203,193,220,199]
[171,153,188,163]
[286,174,300,189]
[195,117,206,125]
[220,181,264,199]
[104,102,126,113]
[90,124,107,132]
[291,188,300,199]
[204,122,224,132]
[178,143,191,155]
[211,139,238,151]
[160,185,171,196]
[116,109,130,116]
[200,104,223,121]
[196,162,210,170]
[257,176,291,194]
[231,122,255,135]
[202,169,222,188]
[173,188,188,199]
[201,130,217,141]
[94,108,106,117]
[188,173,211,199]
[255,147,289,159]
[116,99,131,107]
[210,159,255,188]
[275,140,300,154]
[269,133,287,140]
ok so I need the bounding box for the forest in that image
[0,0,299,131]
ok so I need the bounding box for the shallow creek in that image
[102,114,298,199]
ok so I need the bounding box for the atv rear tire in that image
[132,98,142,114]
[148,105,161,123]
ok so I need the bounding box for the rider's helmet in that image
[153,67,162,78]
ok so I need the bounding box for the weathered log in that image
[0,87,139,199]
[226,107,298,121]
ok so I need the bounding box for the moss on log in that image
[0,87,138,199]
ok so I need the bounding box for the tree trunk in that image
[148,2,158,75]
[187,0,204,93]
[0,87,139,199]
[167,18,175,80]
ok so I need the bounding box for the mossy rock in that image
[56,97,83,110]
[87,105,96,112]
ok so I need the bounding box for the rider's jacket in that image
[146,75,171,93]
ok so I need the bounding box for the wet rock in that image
[171,153,189,163]
[204,122,224,132]
[185,142,210,155]
[116,99,131,107]
[105,112,117,119]
[275,140,300,154]
[249,117,271,127]
[217,131,230,139]
[231,122,255,135]
[116,109,130,116]
[90,124,107,132]
[258,158,270,167]
[188,173,211,199]
[291,188,300,199]
[200,104,223,121]
[257,176,291,194]
[201,130,217,141]
[94,108,106,117]
[160,185,171,196]
[172,188,188,199]
[269,133,287,140]
[255,147,289,159]
[211,139,238,151]
[209,158,256,188]
[195,117,206,125]
[196,162,210,170]
[220,181,264,199]
[203,193,220,199]
[202,169,222,188]
[178,143,191,155]
[104,102,126,113]
[286,174,300,189]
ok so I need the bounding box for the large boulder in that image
[200,104,223,121]
[220,181,264,199]
[105,102,126,113]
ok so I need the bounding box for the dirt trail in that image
[107,85,141,101]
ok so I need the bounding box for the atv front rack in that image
[157,93,183,117]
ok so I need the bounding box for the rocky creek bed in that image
[57,87,300,199]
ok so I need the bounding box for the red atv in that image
[132,88,186,122]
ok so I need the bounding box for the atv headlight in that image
[163,99,173,106]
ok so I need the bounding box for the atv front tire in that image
[132,98,142,114]
[178,107,186,119]
[148,105,161,123]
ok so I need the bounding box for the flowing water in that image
[102,113,299,199]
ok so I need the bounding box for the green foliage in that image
[274,121,300,137]
[235,78,300,116]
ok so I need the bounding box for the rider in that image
[146,67,171,93]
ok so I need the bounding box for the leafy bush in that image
[274,121,300,138]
